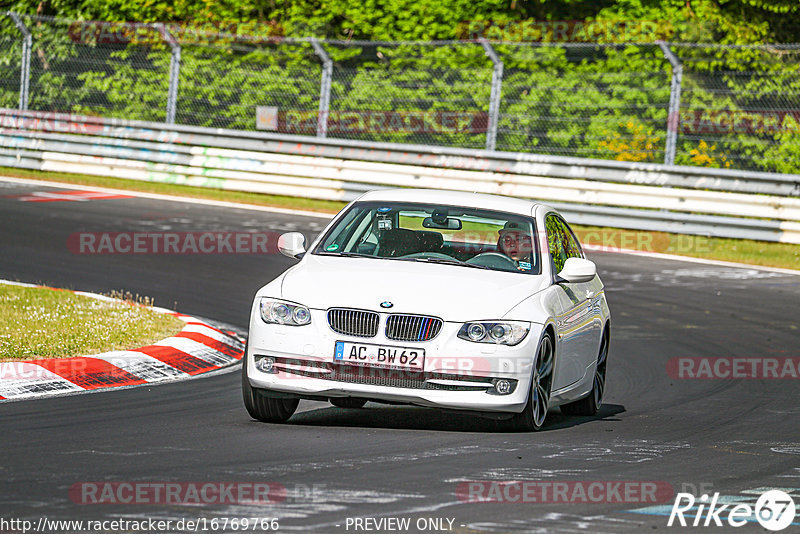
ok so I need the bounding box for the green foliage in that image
[0,1,798,173]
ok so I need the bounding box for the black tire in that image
[329,398,368,409]
[509,332,555,431]
[242,348,299,423]
[561,327,609,417]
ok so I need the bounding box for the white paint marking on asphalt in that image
[584,243,800,276]
[0,175,334,219]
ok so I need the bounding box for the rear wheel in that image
[242,348,299,423]
[509,332,554,431]
[329,398,368,409]
[561,327,609,417]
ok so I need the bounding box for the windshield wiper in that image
[317,251,375,258]
[399,257,491,270]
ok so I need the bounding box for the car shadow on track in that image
[536,403,626,431]
[283,402,626,433]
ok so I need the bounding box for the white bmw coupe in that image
[243,189,610,431]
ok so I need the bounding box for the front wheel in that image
[561,327,609,417]
[242,349,299,423]
[509,333,554,431]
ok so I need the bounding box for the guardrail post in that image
[157,23,181,124]
[310,38,332,138]
[8,12,32,111]
[658,41,683,166]
[480,39,503,152]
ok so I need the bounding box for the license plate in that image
[334,341,425,371]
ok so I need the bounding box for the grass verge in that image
[0,283,185,361]
[2,166,798,271]
[573,226,799,270]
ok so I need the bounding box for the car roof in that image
[355,189,550,217]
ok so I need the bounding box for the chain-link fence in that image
[2,13,799,174]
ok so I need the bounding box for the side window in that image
[319,208,370,252]
[545,214,568,273]
[558,218,584,261]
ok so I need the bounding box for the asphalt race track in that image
[1,178,799,533]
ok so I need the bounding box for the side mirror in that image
[557,257,597,283]
[277,232,306,259]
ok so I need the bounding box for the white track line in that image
[0,175,334,219]
[583,244,800,276]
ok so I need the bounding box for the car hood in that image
[278,255,549,322]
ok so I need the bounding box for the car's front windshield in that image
[312,201,540,274]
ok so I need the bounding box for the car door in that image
[546,214,600,390]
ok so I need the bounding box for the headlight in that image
[458,321,529,346]
[260,298,312,326]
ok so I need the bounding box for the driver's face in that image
[500,231,533,261]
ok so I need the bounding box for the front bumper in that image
[246,309,540,414]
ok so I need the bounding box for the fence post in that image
[157,23,181,124]
[480,39,503,152]
[8,12,32,111]
[658,41,682,166]
[310,37,332,138]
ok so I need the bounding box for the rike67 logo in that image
[668,490,796,531]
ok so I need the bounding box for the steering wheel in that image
[466,252,517,270]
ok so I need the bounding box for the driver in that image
[497,221,533,271]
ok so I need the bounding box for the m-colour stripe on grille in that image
[327,308,380,338]
[385,314,443,342]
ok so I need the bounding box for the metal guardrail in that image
[1,108,799,244]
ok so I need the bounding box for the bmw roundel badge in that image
[380,301,394,309]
